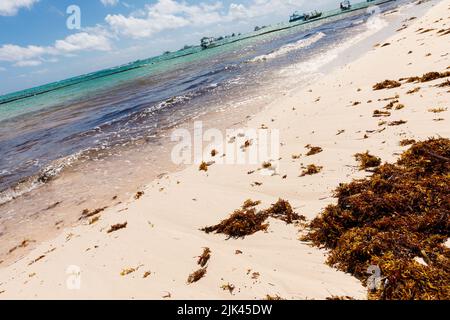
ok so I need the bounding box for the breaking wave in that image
[250,32,326,62]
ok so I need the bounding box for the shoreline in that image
[0,0,448,299]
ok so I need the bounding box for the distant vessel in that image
[340,1,352,10]
[200,37,217,49]
[289,10,323,23]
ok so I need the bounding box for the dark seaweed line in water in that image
[0,49,202,106]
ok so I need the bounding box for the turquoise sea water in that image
[0,0,409,203]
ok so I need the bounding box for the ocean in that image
[0,0,433,257]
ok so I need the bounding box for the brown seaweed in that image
[305,144,323,156]
[201,199,302,238]
[300,164,322,176]
[107,222,127,233]
[263,198,305,224]
[134,191,144,200]
[428,107,447,113]
[354,151,381,170]
[373,110,391,117]
[199,161,208,172]
[388,120,407,126]
[187,267,207,284]
[80,207,107,220]
[221,283,235,294]
[406,87,421,94]
[303,138,450,300]
[373,80,401,90]
[197,247,211,267]
[399,139,416,146]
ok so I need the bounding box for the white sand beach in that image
[0,0,448,299]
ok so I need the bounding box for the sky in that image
[0,0,340,95]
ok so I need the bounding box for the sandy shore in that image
[0,0,448,299]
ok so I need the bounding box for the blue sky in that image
[0,0,338,94]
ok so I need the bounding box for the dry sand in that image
[0,0,449,299]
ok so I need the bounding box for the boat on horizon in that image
[289,10,323,23]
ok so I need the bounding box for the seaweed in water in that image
[303,138,450,300]
[354,151,381,170]
[300,164,323,176]
[187,267,207,284]
[197,247,211,267]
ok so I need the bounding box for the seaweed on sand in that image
[383,100,399,110]
[300,164,322,176]
[197,247,211,267]
[373,80,401,90]
[221,283,235,294]
[399,139,416,146]
[400,71,450,83]
[134,191,144,200]
[201,206,269,238]
[373,110,391,117]
[199,161,208,171]
[388,120,407,126]
[187,267,207,284]
[201,199,302,238]
[80,207,107,220]
[305,144,323,156]
[302,138,450,300]
[242,199,261,209]
[263,199,305,224]
[107,222,127,233]
[428,107,447,113]
[326,296,355,300]
[436,79,450,87]
[8,239,35,254]
[354,151,381,170]
[406,87,420,94]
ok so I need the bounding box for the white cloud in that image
[0,44,48,62]
[106,0,223,39]
[104,0,310,39]
[55,32,111,52]
[100,0,119,6]
[0,0,39,16]
[14,60,42,67]
[0,32,112,67]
